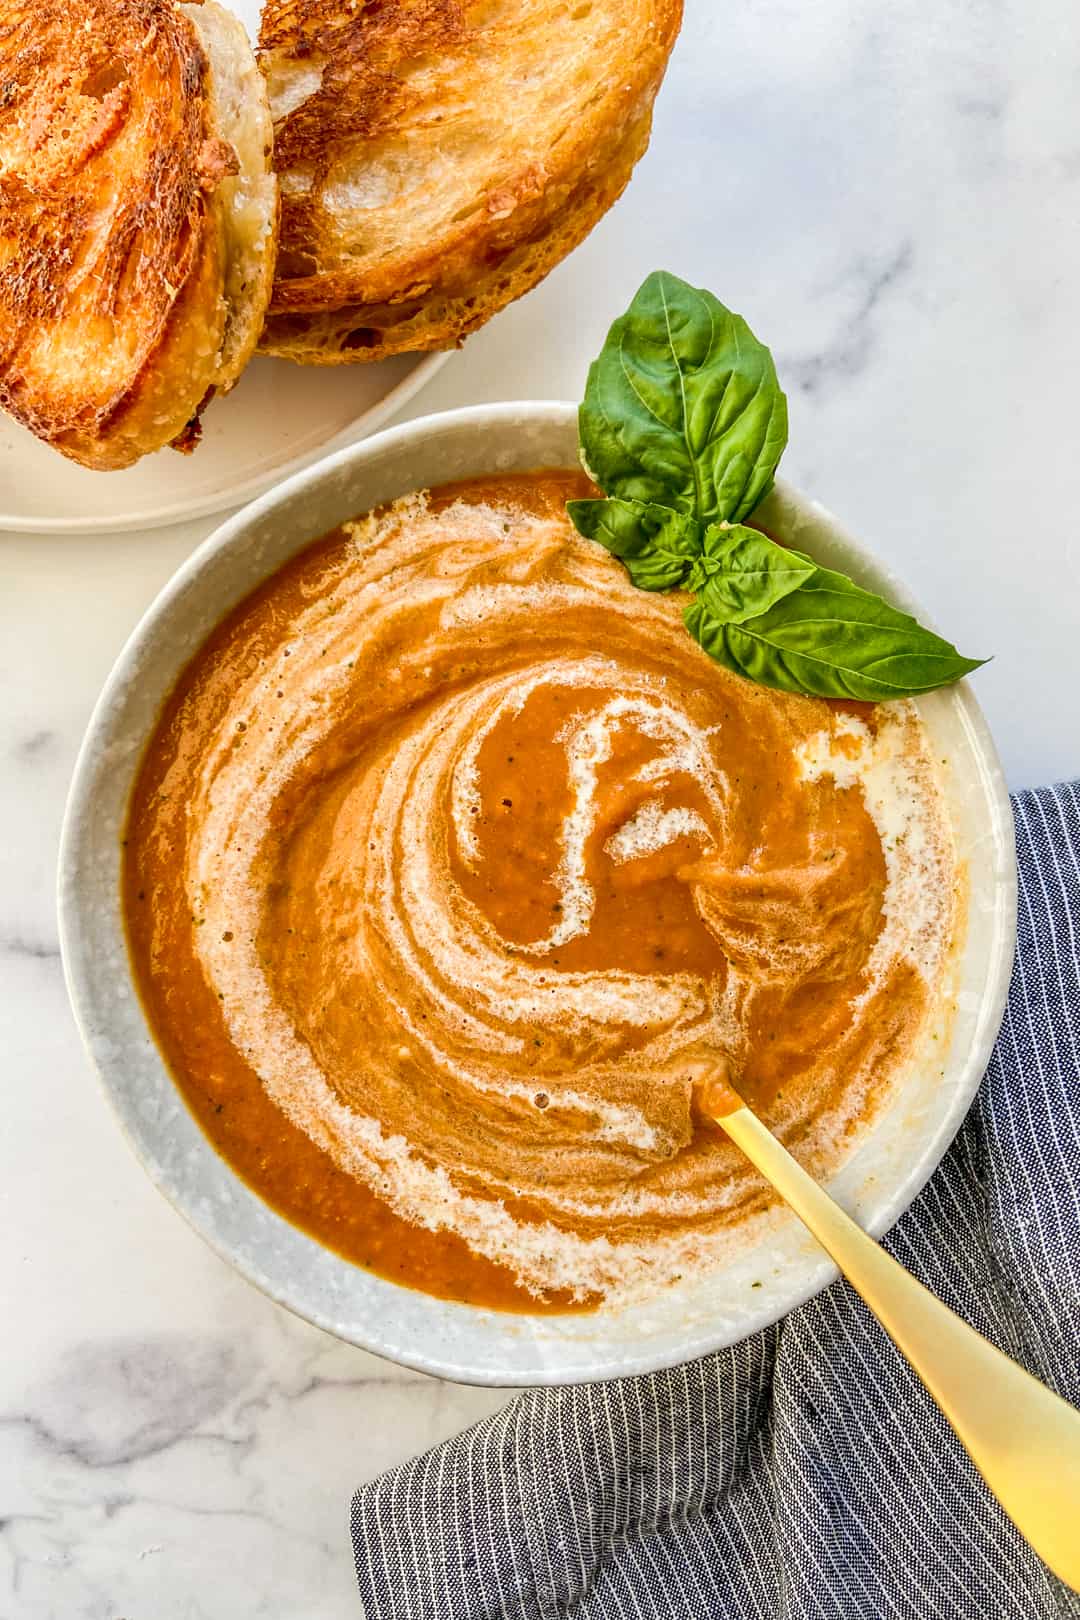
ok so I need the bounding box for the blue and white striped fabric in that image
[351,784,1080,1620]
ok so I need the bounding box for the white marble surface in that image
[3,2,1080,1614]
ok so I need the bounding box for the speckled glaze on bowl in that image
[58,404,1016,1386]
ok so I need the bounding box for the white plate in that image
[58,404,1017,1387]
[0,0,448,535]
[0,352,448,534]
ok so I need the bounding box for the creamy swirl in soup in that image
[124,472,960,1310]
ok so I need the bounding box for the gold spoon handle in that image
[715,1103,1080,1591]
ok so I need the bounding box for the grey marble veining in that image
[3,1,1080,1614]
[3,1310,508,1618]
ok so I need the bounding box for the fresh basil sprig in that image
[567,497,701,591]
[685,524,815,619]
[685,535,983,700]
[577,272,788,525]
[569,270,984,702]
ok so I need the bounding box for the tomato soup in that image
[123,472,959,1310]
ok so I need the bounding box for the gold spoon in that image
[700,1079,1080,1591]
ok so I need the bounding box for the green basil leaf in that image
[684,563,986,701]
[579,270,788,525]
[567,497,702,591]
[686,524,816,621]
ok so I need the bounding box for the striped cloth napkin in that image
[350,783,1080,1620]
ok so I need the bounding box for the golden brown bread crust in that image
[258,0,682,363]
[0,0,276,470]
[261,96,653,364]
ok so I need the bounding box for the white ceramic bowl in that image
[58,404,1016,1386]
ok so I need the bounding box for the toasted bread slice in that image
[0,0,277,470]
[258,0,682,364]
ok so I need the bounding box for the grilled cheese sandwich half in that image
[0,0,277,469]
[258,0,682,364]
